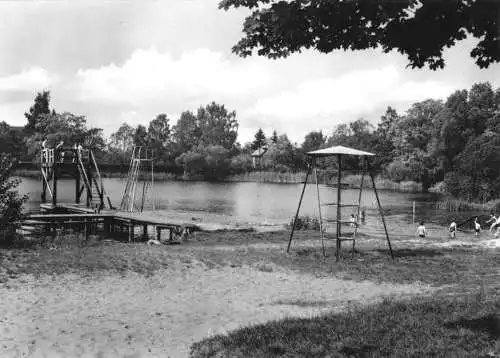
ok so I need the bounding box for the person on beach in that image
[417,221,427,238]
[486,212,497,233]
[474,217,481,237]
[449,219,457,238]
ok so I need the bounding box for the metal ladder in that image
[119,151,142,211]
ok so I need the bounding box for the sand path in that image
[0,260,430,358]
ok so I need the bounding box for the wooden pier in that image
[20,203,199,243]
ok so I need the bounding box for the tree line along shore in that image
[1,81,499,207]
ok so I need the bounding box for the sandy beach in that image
[0,247,431,358]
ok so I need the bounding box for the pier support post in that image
[128,224,134,242]
[104,217,111,234]
[142,224,148,240]
[41,175,46,203]
[156,226,161,241]
[75,174,80,204]
[84,219,88,239]
[52,165,57,206]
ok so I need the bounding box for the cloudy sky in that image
[1,0,500,144]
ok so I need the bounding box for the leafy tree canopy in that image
[301,130,325,153]
[25,112,105,158]
[220,0,500,69]
[172,111,201,154]
[24,90,54,132]
[197,102,238,150]
[148,114,171,148]
[173,102,239,153]
[252,128,266,150]
[134,124,149,147]
[109,122,135,153]
[271,130,278,144]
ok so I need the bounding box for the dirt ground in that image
[0,251,431,358]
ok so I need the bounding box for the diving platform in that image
[25,145,189,242]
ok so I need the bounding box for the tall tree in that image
[327,118,376,170]
[197,102,238,150]
[24,112,106,158]
[0,122,22,156]
[133,124,149,148]
[110,122,135,153]
[392,99,443,156]
[148,114,171,147]
[263,134,296,170]
[24,90,53,132]
[301,131,325,153]
[172,110,202,153]
[252,128,266,150]
[373,107,399,169]
[220,0,500,69]
[271,130,278,144]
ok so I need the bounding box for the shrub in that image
[287,215,321,231]
[428,181,448,194]
[0,154,28,245]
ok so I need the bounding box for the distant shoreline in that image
[13,168,424,193]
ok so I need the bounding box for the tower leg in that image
[287,161,312,253]
[41,170,46,203]
[352,165,366,258]
[313,159,326,257]
[366,157,394,259]
[336,154,342,262]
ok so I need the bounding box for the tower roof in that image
[307,145,374,157]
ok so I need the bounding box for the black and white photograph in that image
[1,0,500,357]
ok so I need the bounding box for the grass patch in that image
[181,231,500,289]
[436,197,500,212]
[190,294,500,357]
[0,235,181,282]
[2,231,500,290]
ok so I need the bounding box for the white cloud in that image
[77,47,272,106]
[0,102,29,126]
[248,65,455,120]
[0,67,56,91]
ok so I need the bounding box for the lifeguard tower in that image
[287,145,394,261]
[40,145,111,211]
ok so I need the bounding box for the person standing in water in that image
[349,214,356,227]
[417,221,427,238]
[449,219,457,238]
[486,212,497,234]
[494,215,500,237]
[474,217,481,237]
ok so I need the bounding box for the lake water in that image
[17,177,481,236]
